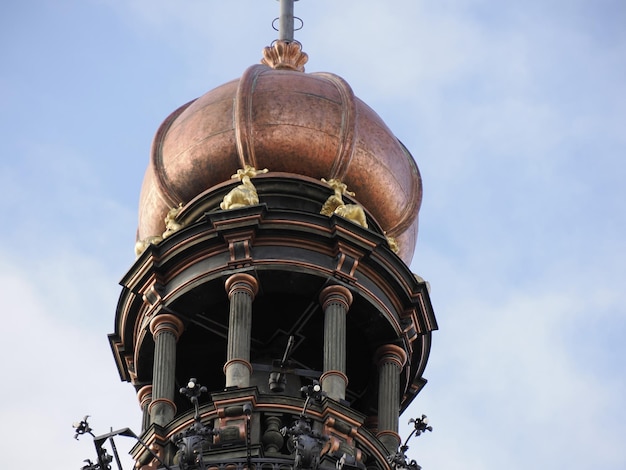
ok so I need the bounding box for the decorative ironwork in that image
[282,416,328,470]
[387,415,432,470]
[277,380,330,470]
[72,416,171,470]
[81,459,99,470]
[180,378,208,420]
[73,415,95,440]
[406,415,433,440]
[335,453,365,470]
[271,16,304,34]
[245,402,253,470]
[299,380,326,417]
[172,379,216,468]
[271,0,303,42]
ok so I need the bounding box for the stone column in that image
[375,344,407,453]
[148,314,184,426]
[319,285,353,401]
[224,273,259,388]
[137,385,152,432]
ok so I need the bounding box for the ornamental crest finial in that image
[261,40,308,72]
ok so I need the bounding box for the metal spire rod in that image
[278,0,297,41]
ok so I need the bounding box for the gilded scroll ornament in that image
[320,178,368,228]
[220,165,269,210]
[261,40,308,72]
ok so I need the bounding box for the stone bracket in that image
[334,242,362,284]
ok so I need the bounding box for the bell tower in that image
[104,2,437,469]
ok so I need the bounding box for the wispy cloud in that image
[0,254,140,468]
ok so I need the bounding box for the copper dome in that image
[138,57,423,263]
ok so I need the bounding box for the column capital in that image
[149,313,185,341]
[374,344,407,369]
[137,385,153,408]
[225,273,259,299]
[319,285,353,311]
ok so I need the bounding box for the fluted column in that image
[319,285,353,401]
[148,314,184,426]
[375,344,407,453]
[224,273,259,388]
[137,385,152,432]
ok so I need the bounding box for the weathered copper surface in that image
[138,64,423,263]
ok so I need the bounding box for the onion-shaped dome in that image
[137,41,422,263]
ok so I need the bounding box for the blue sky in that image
[1,1,625,468]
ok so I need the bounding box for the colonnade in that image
[139,275,407,453]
